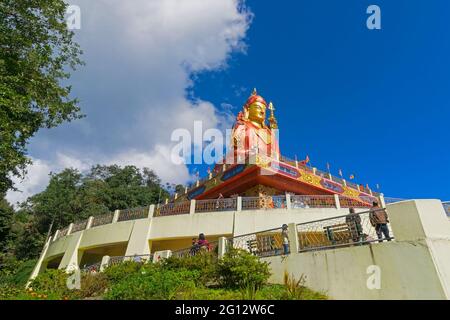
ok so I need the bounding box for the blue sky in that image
[6,0,450,204]
[192,0,450,200]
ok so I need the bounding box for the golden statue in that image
[229,89,280,162]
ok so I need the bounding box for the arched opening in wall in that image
[79,242,128,269]
[150,234,232,253]
[45,254,64,270]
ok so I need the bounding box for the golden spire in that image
[268,102,278,129]
[252,88,257,96]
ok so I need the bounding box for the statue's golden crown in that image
[243,88,267,111]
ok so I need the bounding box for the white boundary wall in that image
[263,200,450,300]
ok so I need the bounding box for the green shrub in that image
[216,249,271,290]
[255,284,286,300]
[184,287,242,300]
[103,260,148,283]
[105,268,199,300]
[0,284,23,300]
[28,269,77,299]
[239,282,258,300]
[162,251,218,286]
[11,260,37,286]
[79,272,109,298]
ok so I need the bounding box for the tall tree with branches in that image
[0,0,84,193]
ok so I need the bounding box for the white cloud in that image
[6,159,52,207]
[6,0,252,204]
[109,145,192,184]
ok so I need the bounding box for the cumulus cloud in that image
[6,159,52,207]
[6,0,252,204]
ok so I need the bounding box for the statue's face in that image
[248,102,266,125]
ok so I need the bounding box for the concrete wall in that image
[264,241,446,299]
[262,199,450,300]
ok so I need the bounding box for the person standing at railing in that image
[346,208,364,244]
[281,224,290,254]
[369,202,391,242]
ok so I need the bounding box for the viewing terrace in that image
[50,194,393,242]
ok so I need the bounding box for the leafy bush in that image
[28,269,77,299]
[11,260,37,286]
[0,284,23,300]
[103,260,148,283]
[79,272,109,298]
[255,284,286,300]
[105,268,199,300]
[0,258,36,288]
[161,251,218,286]
[184,287,241,300]
[216,249,271,290]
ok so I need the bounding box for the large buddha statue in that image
[228,89,280,164]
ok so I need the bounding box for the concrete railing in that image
[117,207,148,222]
[225,226,287,258]
[91,212,114,228]
[50,194,388,242]
[155,201,190,217]
[71,219,89,234]
[194,198,237,213]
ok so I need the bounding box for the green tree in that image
[0,197,14,251]
[14,221,44,260]
[22,165,170,238]
[0,0,84,194]
[23,168,83,234]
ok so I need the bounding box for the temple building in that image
[174,89,377,208]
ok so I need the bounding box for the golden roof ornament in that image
[268,102,278,129]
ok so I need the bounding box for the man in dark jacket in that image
[346,208,364,243]
[369,202,391,242]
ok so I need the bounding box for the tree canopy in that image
[0,0,83,194]
[1,165,171,262]
[22,165,170,236]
